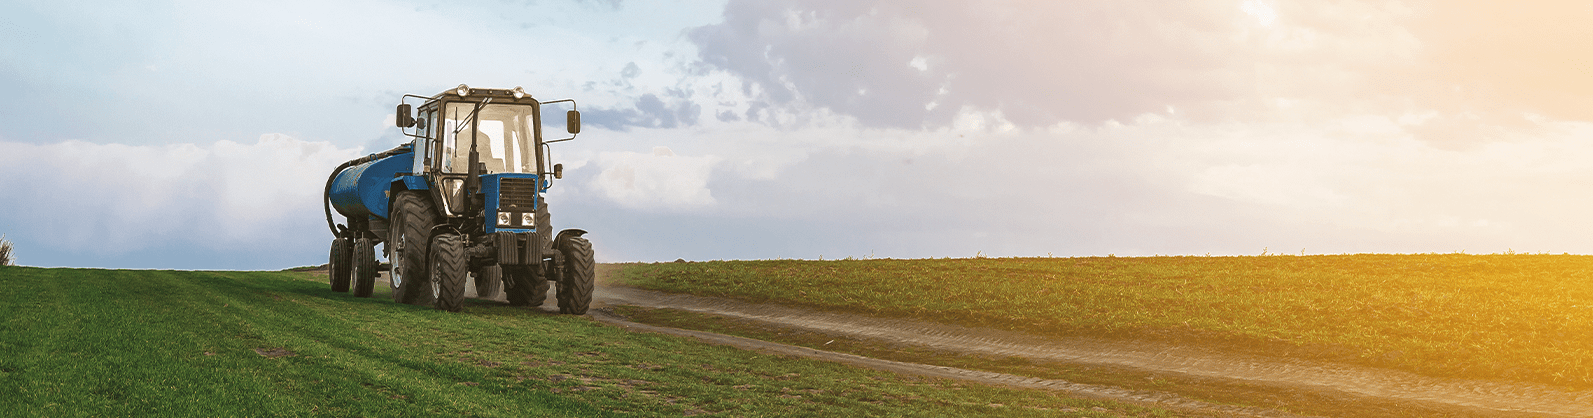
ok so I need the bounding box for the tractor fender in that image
[553,229,588,251]
[429,224,463,241]
[388,175,435,219]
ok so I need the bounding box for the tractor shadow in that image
[292,269,561,315]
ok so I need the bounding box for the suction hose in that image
[324,144,413,236]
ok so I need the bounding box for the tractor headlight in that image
[498,211,511,226]
[521,212,534,227]
[455,84,470,96]
[511,86,526,99]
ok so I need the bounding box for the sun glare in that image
[1241,0,1278,26]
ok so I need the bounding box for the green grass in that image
[610,306,1492,418]
[611,254,1593,387]
[0,265,1174,417]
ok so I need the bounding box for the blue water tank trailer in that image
[329,151,414,221]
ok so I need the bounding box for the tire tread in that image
[475,265,503,299]
[329,237,351,292]
[431,234,468,312]
[352,237,376,297]
[556,236,594,315]
[391,192,437,305]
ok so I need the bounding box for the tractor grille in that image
[498,178,538,211]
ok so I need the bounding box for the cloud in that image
[549,112,1593,262]
[0,135,360,268]
[688,0,1593,138]
[689,0,1261,128]
[1399,1,1593,122]
[584,94,704,130]
[586,146,719,210]
[0,0,726,149]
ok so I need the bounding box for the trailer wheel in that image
[352,237,377,297]
[556,236,595,315]
[475,265,503,299]
[430,233,468,312]
[504,269,550,307]
[328,237,352,292]
[389,191,437,305]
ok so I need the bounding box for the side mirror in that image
[396,103,415,128]
[566,110,581,134]
[553,163,564,179]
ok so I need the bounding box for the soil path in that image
[355,269,1588,415]
[589,285,1593,417]
[587,309,1301,418]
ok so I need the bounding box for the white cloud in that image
[590,146,719,211]
[0,135,360,267]
[1240,0,1278,26]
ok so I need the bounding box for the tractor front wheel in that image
[556,236,595,315]
[328,237,351,292]
[429,233,468,312]
[390,191,437,306]
[351,237,377,297]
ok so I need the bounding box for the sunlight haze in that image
[2,0,1591,269]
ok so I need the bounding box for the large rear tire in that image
[504,269,550,307]
[475,265,503,299]
[430,233,468,312]
[352,237,377,298]
[328,237,351,292]
[556,236,594,315]
[390,191,438,305]
[530,275,550,306]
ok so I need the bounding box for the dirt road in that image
[371,269,1587,416]
[582,285,1593,417]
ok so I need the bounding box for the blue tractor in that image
[322,84,593,314]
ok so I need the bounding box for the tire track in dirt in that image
[590,286,1593,417]
[587,309,1304,418]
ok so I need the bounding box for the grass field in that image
[612,254,1593,387]
[0,266,1173,417]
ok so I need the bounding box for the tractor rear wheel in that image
[430,233,468,312]
[328,237,351,292]
[529,273,550,306]
[352,237,377,297]
[475,265,503,299]
[504,269,550,307]
[389,191,437,305]
[556,236,595,315]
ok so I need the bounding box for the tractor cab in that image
[396,85,580,226]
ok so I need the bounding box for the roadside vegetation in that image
[0,265,1172,417]
[612,254,1593,388]
[0,234,14,266]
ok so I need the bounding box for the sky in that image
[3,0,1593,269]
